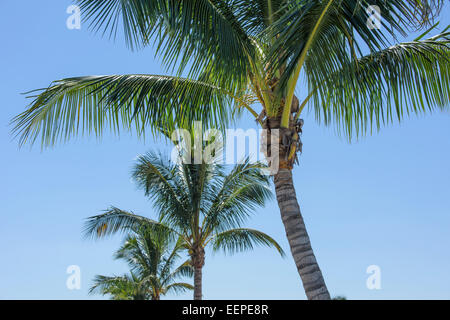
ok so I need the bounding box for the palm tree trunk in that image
[193,265,203,300]
[192,247,205,300]
[274,168,331,300]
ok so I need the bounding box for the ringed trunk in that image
[192,246,205,300]
[262,108,330,300]
[274,168,330,300]
[193,265,203,300]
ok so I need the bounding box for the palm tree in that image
[12,0,448,299]
[90,273,156,300]
[89,224,194,300]
[85,151,284,300]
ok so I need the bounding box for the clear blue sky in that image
[1,1,449,300]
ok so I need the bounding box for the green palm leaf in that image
[12,74,233,147]
[83,206,179,239]
[164,282,195,295]
[310,31,449,137]
[75,0,255,89]
[202,160,273,235]
[211,228,285,256]
[269,0,444,89]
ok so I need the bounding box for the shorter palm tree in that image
[89,225,193,300]
[90,273,151,300]
[85,151,285,300]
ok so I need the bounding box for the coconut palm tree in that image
[84,151,284,300]
[89,224,194,300]
[90,273,163,300]
[12,0,448,299]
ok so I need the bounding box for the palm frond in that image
[310,31,449,137]
[267,0,446,95]
[12,74,233,147]
[164,282,194,295]
[234,0,287,37]
[75,0,255,90]
[160,237,191,280]
[83,206,178,239]
[211,228,285,256]
[76,0,159,50]
[114,236,149,275]
[165,260,195,283]
[132,151,194,228]
[202,160,273,236]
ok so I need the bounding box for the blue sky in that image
[0,1,449,300]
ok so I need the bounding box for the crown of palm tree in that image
[90,224,194,300]
[85,152,284,257]
[12,0,448,145]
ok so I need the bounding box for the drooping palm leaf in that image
[165,260,195,282]
[268,0,445,89]
[264,0,446,126]
[211,228,285,256]
[75,0,255,90]
[84,206,179,239]
[202,160,273,236]
[12,75,234,147]
[309,31,450,137]
[163,282,195,295]
[132,151,194,228]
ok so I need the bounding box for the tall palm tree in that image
[85,151,284,300]
[12,0,448,299]
[89,224,194,300]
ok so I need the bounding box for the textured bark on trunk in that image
[192,246,205,300]
[193,265,203,300]
[274,168,330,300]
